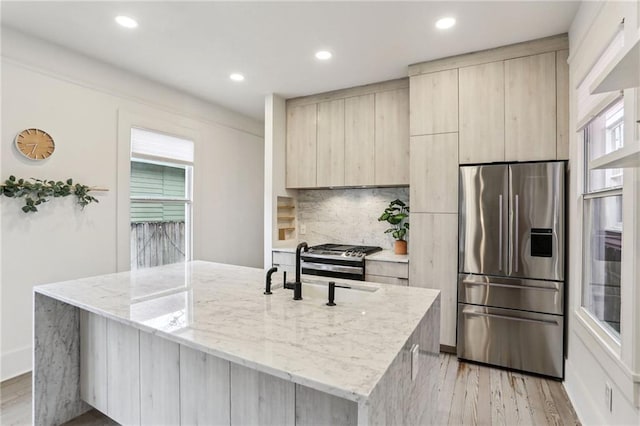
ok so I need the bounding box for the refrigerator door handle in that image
[464,310,560,326]
[514,194,519,272]
[461,280,559,292]
[499,194,503,271]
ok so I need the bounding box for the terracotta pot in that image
[394,240,407,255]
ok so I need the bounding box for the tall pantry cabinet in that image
[408,34,570,349]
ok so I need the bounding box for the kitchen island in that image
[33,261,440,425]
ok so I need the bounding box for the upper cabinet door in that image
[410,69,458,136]
[375,88,410,185]
[316,99,345,187]
[459,61,505,164]
[286,103,317,188]
[344,94,375,186]
[556,49,570,160]
[505,52,557,161]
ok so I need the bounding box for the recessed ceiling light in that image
[229,73,245,82]
[315,50,332,60]
[115,15,138,29]
[435,17,456,30]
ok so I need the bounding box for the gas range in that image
[301,243,382,280]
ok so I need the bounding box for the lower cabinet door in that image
[457,304,564,378]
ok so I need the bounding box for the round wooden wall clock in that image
[15,128,55,160]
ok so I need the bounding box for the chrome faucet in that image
[294,242,308,300]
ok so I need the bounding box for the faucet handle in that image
[326,281,336,306]
[264,267,277,295]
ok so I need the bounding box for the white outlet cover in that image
[411,344,419,381]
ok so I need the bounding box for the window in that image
[129,128,193,270]
[582,99,624,338]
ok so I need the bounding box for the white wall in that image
[263,94,297,268]
[0,28,264,381]
[565,1,640,424]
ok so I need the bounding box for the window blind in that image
[576,29,625,130]
[131,127,194,164]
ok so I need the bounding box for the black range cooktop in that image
[307,243,382,257]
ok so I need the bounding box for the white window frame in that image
[117,110,199,272]
[580,98,625,350]
[129,156,194,267]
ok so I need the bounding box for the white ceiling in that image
[1,1,580,120]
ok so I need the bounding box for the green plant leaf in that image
[404,223,410,229]
[2,176,99,213]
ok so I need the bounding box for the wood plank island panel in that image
[5,354,581,426]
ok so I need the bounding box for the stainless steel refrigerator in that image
[457,161,565,378]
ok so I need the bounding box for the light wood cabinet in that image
[505,52,557,161]
[366,259,409,286]
[80,311,107,414]
[345,94,375,186]
[286,80,409,189]
[410,133,458,213]
[366,260,408,278]
[230,364,295,425]
[459,61,505,163]
[375,88,410,185]
[409,213,458,348]
[140,333,181,425]
[410,69,458,136]
[556,49,570,160]
[180,346,231,425]
[106,319,141,425]
[317,99,345,187]
[286,104,317,188]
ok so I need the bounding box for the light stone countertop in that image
[35,261,438,403]
[365,249,409,263]
[272,246,296,253]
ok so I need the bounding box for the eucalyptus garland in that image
[1,176,99,213]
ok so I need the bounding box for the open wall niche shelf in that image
[277,196,296,241]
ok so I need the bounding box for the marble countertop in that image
[365,249,409,263]
[272,246,296,253]
[272,247,409,263]
[35,261,438,403]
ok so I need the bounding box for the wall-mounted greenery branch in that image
[1,176,106,213]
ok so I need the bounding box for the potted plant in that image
[378,199,409,254]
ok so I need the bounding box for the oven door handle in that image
[302,262,363,275]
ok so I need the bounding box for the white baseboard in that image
[1,346,32,382]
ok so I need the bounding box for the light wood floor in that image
[1,354,580,425]
[437,354,580,426]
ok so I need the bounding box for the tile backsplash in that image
[296,187,410,250]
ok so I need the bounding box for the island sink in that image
[297,280,377,304]
[33,261,440,425]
